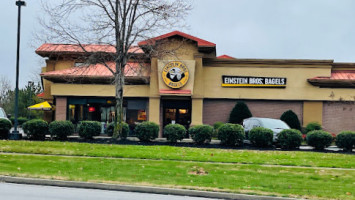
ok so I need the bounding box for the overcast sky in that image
[2,0,355,88]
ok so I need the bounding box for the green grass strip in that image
[0,154,354,200]
[0,141,354,168]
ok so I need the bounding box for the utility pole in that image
[10,0,26,140]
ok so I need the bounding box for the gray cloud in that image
[1,0,355,88]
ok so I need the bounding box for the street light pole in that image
[10,0,26,140]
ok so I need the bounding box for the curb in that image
[0,176,299,200]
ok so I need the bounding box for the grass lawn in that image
[0,140,354,199]
[0,154,354,200]
[0,140,354,168]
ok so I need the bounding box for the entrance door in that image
[162,99,191,136]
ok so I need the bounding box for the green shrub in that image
[306,130,332,150]
[9,117,28,126]
[301,127,307,135]
[49,120,74,140]
[218,123,245,146]
[280,110,301,130]
[278,129,303,149]
[189,125,214,145]
[0,119,12,139]
[164,124,186,143]
[106,122,129,139]
[23,119,48,140]
[249,127,273,147]
[18,117,28,126]
[213,122,224,131]
[336,131,355,152]
[306,122,322,133]
[213,122,224,138]
[228,101,252,124]
[135,121,159,142]
[78,121,101,139]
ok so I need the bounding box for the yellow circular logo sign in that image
[162,61,189,89]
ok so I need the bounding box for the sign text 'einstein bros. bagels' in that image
[162,61,189,89]
[222,75,287,88]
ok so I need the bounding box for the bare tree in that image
[37,0,191,136]
[0,75,12,107]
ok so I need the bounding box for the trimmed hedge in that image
[249,127,273,148]
[218,123,245,146]
[106,122,129,139]
[189,125,214,145]
[280,110,301,130]
[213,122,224,131]
[49,120,74,140]
[306,130,332,150]
[23,119,48,140]
[228,101,252,124]
[278,129,303,149]
[213,122,224,138]
[78,121,101,139]
[305,122,322,133]
[336,131,355,152]
[135,121,159,142]
[0,119,12,139]
[10,117,28,126]
[164,124,186,143]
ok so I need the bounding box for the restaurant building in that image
[37,31,355,136]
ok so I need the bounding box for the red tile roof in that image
[309,70,355,80]
[37,92,44,98]
[308,70,355,88]
[217,55,235,59]
[41,62,150,78]
[138,31,216,47]
[36,44,143,57]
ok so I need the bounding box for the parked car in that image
[243,117,290,142]
[0,107,11,122]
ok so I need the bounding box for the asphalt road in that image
[0,183,216,200]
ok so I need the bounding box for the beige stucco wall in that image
[203,65,355,101]
[157,39,200,60]
[51,84,150,97]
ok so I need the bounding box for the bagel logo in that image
[162,61,189,89]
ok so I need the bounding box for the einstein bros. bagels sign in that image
[222,75,287,88]
[162,61,189,89]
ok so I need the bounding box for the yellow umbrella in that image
[28,101,52,111]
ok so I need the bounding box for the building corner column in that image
[148,57,162,137]
[303,101,323,126]
[55,96,67,121]
[191,54,204,126]
[191,98,203,126]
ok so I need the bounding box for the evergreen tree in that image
[280,110,301,130]
[2,82,43,119]
[228,101,252,124]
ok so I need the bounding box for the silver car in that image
[243,117,290,142]
[0,107,11,122]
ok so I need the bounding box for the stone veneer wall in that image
[322,102,355,134]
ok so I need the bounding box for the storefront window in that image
[67,97,147,135]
